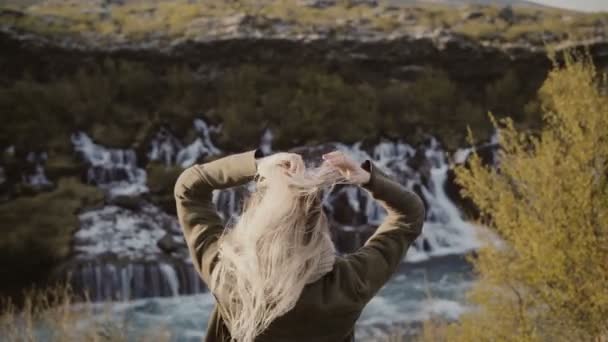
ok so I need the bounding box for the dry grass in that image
[1,0,606,43]
[0,285,171,342]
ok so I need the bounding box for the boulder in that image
[347,0,379,8]
[297,0,337,9]
[463,11,484,21]
[407,147,432,188]
[157,233,181,255]
[498,6,516,24]
[111,195,144,211]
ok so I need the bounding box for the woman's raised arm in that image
[347,160,425,302]
[174,149,262,283]
[323,151,425,304]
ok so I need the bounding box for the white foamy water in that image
[259,128,274,156]
[56,256,472,342]
[71,132,148,197]
[47,120,499,341]
[148,119,221,168]
[321,137,482,263]
[23,151,52,188]
[67,124,488,301]
[73,204,183,260]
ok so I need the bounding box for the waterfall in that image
[23,151,52,189]
[270,137,479,261]
[67,261,204,301]
[148,127,184,167]
[259,128,274,156]
[68,203,200,300]
[65,119,492,301]
[66,119,226,301]
[71,132,148,197]
[147,119,221,168]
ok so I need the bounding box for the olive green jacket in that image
[174,150,425,342]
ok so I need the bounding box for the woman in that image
[174,149,425,342]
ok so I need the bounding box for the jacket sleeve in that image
[343,160,426,304]
[174,149,261,284]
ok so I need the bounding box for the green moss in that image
[1,57,542,153]
[0,178,103,296]
[146,162,183,215]
[0,60,207,150]
[146,162,182,194]
[210,64,510,150]
[45,153,85,181]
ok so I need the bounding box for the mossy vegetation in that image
[0,60,208,151]
[0,178,103,298]
[198,62,542,149]
[0,22,552,301]
[0,58,543,155]
[0,0,606,45]
[145,162,183,215]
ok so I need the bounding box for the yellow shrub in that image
[448,53,608,341]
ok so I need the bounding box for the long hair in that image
[209,154,346,342]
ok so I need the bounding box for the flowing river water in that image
[12,118,498,340]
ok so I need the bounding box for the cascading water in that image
[66,120,489,301]
[215,137,482,262]
[148,119,222,168]
[66,121,224,301]
[23,151,53,189]
[57,117,499,340]
[72,132,148,197]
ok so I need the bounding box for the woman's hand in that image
[322,151,371,186]
[257,152,305,176]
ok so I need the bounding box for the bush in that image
[0,58,523,155]
[0,179,103,298]
[146,162,183,215]
[0,60,206,150]
[213,64,495,150]
[447,53,608,341]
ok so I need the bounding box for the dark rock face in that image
[464,11,485,20]
[408,147,433,188]
[157,233,181,255]
[298,0,337,8]
[2,20,607,90]
[444,141,500,218]
[498,5,516,24]
[111,195,145,211]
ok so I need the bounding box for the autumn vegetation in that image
[0,286,170,342]
[419,53,608,341]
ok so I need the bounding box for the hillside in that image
[387,0,545,8]
[0,0,606,51]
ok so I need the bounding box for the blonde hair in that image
[209,154,346,342]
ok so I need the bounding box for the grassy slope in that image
[0,0,606,46]
[0,178,103,299]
